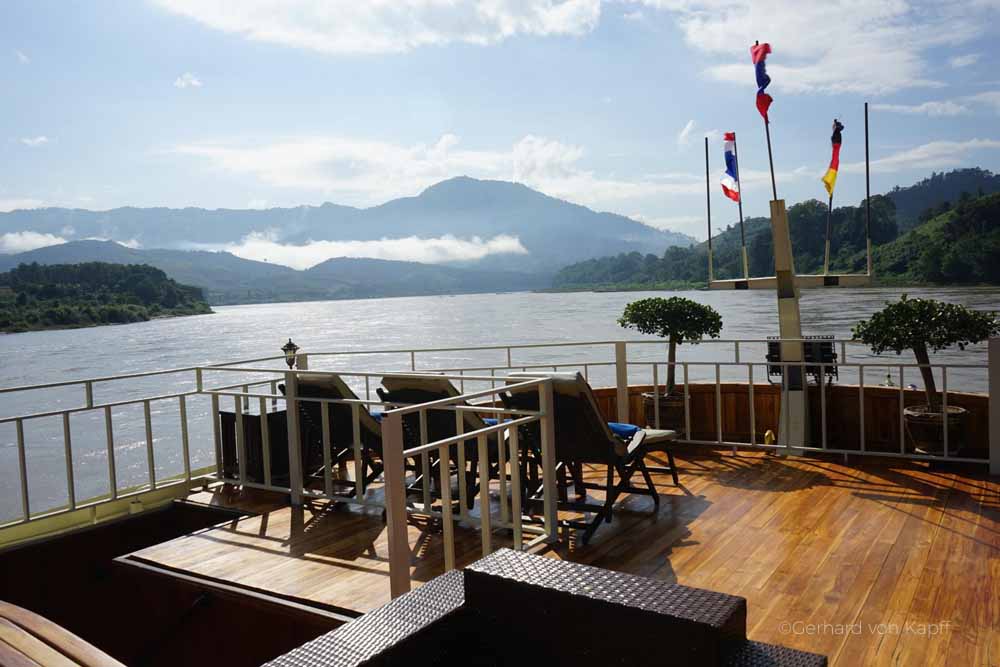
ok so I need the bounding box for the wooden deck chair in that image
[377,375,500,509]
[501,372,677,544]
[281,373,384,496]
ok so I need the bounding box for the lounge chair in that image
[501,372,678,544]
[280,373,384,496]
[377,375,501,508]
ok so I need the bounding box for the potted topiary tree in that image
[618,297,723,429]
[852,295,999,454]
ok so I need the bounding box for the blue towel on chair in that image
[608,422,641,439]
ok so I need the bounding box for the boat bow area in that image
[0,339,996,666]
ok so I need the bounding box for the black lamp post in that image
[281,338,300,369]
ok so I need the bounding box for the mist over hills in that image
[0,240,547,304]
[0,177,694,272]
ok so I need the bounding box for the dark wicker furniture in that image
[264,548,827,667]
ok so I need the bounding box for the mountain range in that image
[0,240,547,303]
[0,177,694,273]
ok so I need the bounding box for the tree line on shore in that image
[0,262,212,332]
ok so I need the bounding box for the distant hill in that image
[886,168,1000,232]
[0,177,695,272]
[0,240,548,304]
[0,262,212,333]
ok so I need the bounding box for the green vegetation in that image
[554,170,1000,290]
[618,297,722,395]
[0,262,212,333]
[860,192,1000,284]
[852,296,999,407]
[554,194,897,289]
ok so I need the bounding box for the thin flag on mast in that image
[751,42,773,123]
[822,119,844,196]
[721,133,740,202]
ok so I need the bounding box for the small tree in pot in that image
[619,297,723,428]
[852,295,999,454]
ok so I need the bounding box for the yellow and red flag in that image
[822,119,844,196]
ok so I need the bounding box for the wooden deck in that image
[124,448,999,667]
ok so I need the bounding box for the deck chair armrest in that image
[624,428,646,456]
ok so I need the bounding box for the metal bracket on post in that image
[382,412,412,597]
[990,338,999,477]
[284,371,304,506]
[615,342,629,424]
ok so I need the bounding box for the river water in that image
[1,286,997,521]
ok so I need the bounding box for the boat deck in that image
[122,448,999,667]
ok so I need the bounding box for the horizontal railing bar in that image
[201,390,535,416]
[201,367,546,383]
[0,390,201,424]
[631,360,986,370]
[2,475,212,527]
[386,378,548,416]
[0,355,286,394]
[404,415,540,456]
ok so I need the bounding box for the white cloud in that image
[20,136,49,147]
[636,0,990,94]
[195,231,528,269]
[0,199,45,212]
[676,120,696,146]
[14,50,29,64]
[170,133,707,210]
[871,101,969,117]
[842,138,1000,174]
[966,91,1000,113]
[173,72,202,88]
[949,53,980,68]
[0,231,66,253]
[153,0,601,55]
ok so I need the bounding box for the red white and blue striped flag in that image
[721,133,740,202]
[750,42,773,123]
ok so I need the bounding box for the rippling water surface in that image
[2,286,997,521]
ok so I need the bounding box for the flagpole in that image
[864,101,872,277]
[823,192,833,275]
[733,132,749,279]
[705,136,714,284]
[764,120,777,201]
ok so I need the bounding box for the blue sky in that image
[3,0,1000,250]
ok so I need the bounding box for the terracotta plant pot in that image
[903,404,968,456]
[642,391,686,430]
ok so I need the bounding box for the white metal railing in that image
[197,366,558,596]
[1,338,996,539]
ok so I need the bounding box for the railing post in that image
[382,412,412,598]
[615,342,629,424]
[538,380,558,542]
[284,371,304,506]
[296,353,309,370]
[990,338,999,476]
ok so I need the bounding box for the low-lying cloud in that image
[198,231,528,270]
[0,231,67,253]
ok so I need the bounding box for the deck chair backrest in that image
[378,375,490,429]
[502,372,618,463]
[292,373,382,445]
[378,375,491,450]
